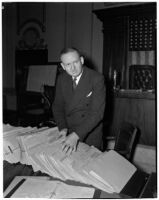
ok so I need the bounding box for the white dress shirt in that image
[72,71,83,85]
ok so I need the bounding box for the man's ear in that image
[60,63,66,70]
[80,56,84,65]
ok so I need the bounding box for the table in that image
[3,161,154,198]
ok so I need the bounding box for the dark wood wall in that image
[94,3,156,146]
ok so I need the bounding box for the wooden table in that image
[4,160,155,198]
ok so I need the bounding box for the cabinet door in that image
[109,97,156,146]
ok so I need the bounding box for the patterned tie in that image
[72,77,77,90]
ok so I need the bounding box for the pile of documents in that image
[3,124,36,163]
[3,124,137,194]
[18,127,103,186]
[3,124,51,163]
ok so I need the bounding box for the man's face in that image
[61,51,84,78]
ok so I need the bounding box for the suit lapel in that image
[63,74,74,104]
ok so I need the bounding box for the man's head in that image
[60,47,84,78]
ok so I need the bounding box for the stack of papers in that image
[19,129,102,185]
[3,124,37,163]
[4,176,95,198]
[17,126,58,164]
[3,124,137,194]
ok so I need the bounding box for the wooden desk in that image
[4,161,152,198]
[108,90,156,145]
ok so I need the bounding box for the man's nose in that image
[70,63,75,70]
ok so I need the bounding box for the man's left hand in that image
[62,132,79,155]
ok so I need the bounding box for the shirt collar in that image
[72,69,83,84]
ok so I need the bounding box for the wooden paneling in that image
[143,100,156,145]
[94,3,156,147]
[66,3,93,58]
[109,92,156,146]
[46,3,66,61]
[102,16,127,88]
[2,3,17,88]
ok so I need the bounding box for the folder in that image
[83,150,137,193]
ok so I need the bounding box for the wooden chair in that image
[129,65,155,90]
[106,122,138,161]
[21,85,56,127]
[19,63,58,127]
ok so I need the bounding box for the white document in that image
[54,182,95,199]
[27,64,57,92]
[9,177,95,198]
[83,150,137,193]
[11,179,58,198]
[4,176,50,197]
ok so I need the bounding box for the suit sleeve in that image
[52,76,68,130]
[72,75,106,141]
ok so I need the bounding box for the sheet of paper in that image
[11,179,58,198]
[9,178,95,199]
[84,150,136,193]
[27,64,57,92]
[4,176,50,197]
[54,182,95,199]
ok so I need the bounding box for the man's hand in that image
[62,132,79,155]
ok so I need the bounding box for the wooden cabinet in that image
[94,3,156,146]
[109,91,156,146]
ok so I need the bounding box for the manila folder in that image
[87,150,136,193]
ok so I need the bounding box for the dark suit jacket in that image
[53,66,106,149]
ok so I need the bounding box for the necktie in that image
[72,77,77,90]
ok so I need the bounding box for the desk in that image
[109,91,156,145]
[4,161,153,198]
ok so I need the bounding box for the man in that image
[53,47,106,155]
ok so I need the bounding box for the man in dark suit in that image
[53,47,106,154]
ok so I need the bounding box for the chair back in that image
[129,65,155,90]
[114,122,137,160]
[19,63,58,126]
[41,85,55,112]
